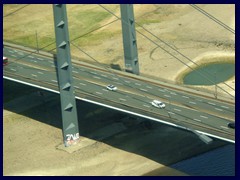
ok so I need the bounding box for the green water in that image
[183,63,235,85]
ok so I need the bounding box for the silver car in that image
[106,84,117,91]
[151,100,166,109]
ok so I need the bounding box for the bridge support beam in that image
[53,4,80,147]
[120,4,140,75]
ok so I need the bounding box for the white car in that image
[106,84,117,91]
[151,100,166,109]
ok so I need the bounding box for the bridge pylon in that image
[53,4,80,147]
[120,4,140,75]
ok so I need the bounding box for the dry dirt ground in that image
[3,4,234,176]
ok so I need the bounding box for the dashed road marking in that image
[37,72,43,74]
[91,71,97,75]
[135,83,141,86]
[182,96,189,99]
[124,80,130,83]
[51,80,57,82]
[113,77,119,80]
[221,105,229,109]
[168,112,175,115]
[220,126,229,130]
[158,89,165,92]
[29,56,34,58]
[200,115,208,119]
[170,92,177,95]
[11,54,17,57]
[174,108,181,112]
[146,86,152,89]
[79,83,86,86]
[74,86,79,89]
[189,101,196,104]
[143,104,151,108]
[10,68,16,71]
[164,95,171,98]
[119,98,126,101]
[215,108,223,111]
[193,118,202,122]
[93,76,101,79]
[96,92,102,95]
[73,71,79,74]
[101,74,107,77]
[140,88,148,92]
[31,74,37,77]
[208,102,216,105]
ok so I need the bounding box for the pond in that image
[183,63,235,85]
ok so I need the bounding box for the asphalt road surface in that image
[3,45,235,143]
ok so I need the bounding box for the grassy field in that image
[3,4,119,51]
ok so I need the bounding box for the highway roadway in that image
[3,45,235,143]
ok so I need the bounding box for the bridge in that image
[3,4,235,146]
[3,44,235,144]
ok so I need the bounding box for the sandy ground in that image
[3,4,234,176]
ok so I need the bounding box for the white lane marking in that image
[96,92,102,95]
[143,104,151,108]
[164,95,171,98]
[93,76,101,79]
[10,68,16,71]
[158,89,165,92]
[31,74,37,77]
[51,65,55,68]
[221,105,229,109]
[189,101,196,104]
[51,80,57,82]
[113,77,119,80]
[135,83,141,86]
[48,61,53,64]
[215,108,223,112]
[140,88,148,92]
[200,115,208,119]
[73,71,79,74]
[102,89,108,92]
[220,126,229,130]
[1,76,236,144]
[119,98,126,101]
[91,71,97,75]
[74,86,79,89]
[9,50,15,53]
[79,83,86,86]
[37,58,43,60]
[170,92,177,95]
[11,54,17,57]
[208,102,216,105]
[196,99,202,102]
[146,86,152,89]
[29,56,34,58]
[17,52,24,55]
[115,82,123,85]
[194,118,202,122]
[33,60,37,63]
[168,112,175,115]
[124,80,130,83]
[37,72,43,74]
[80,68,85,71]
[101,74,107,77]
[182,96,189,99]
[174,108,181,112]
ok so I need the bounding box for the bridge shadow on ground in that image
[3,79,228,169]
